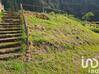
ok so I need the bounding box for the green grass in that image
[0,59,25,74]
[23,11,99,74]
[0,11,99,74]
[24,11,99,74]
[0,12,4,21]
[0,12,4,17]
[90,27,99,33]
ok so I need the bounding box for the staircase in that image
[0,12,23,60]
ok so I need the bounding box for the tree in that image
[82,12,95,21]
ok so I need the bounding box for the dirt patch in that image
[25,11,49,20]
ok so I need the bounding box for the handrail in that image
[20,3,29,50]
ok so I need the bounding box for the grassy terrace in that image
[0,11,99,74]
[25,11,99,74]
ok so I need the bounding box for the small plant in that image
[82,12,94,21]
[0,12,4,17]
[30,32,47,43]
[90,28,99,33]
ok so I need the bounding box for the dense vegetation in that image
[1,0,99,20]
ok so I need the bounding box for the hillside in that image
[0,11,99,74]
[25,11,99,74]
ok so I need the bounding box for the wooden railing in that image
[20,4,29,50]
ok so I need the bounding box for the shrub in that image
[90,28,99,33]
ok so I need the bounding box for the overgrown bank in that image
[0,11,99,74]
[25,11,99,74]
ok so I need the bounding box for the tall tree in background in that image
[1,0,20,11]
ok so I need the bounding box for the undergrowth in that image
[0,11,99,74]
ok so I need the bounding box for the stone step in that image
[0,28,21,31]
[0,26,21,29]
[2,16,20,19]
[0,12,23,60]
[0,37,22,43]
[2,21,20,24]
[0,53,22,60]
[0,46,21,54]
[3,19,20,21]
[0,25,21,28]
[0,33,21,38]
[3,19,20,23]
[0,30,22,34]
[0,41,21,49]
[0,23,19,25]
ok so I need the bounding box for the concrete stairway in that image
[0,12,23,60]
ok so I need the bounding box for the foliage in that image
[2,0,99,20]
[82,12,95,21]
[90,28,99,33]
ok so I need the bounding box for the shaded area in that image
[1,0,21,11]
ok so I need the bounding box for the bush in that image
[90,28,99,33]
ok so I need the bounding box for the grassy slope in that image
[26,12,99,74]
[0,12,99,74]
